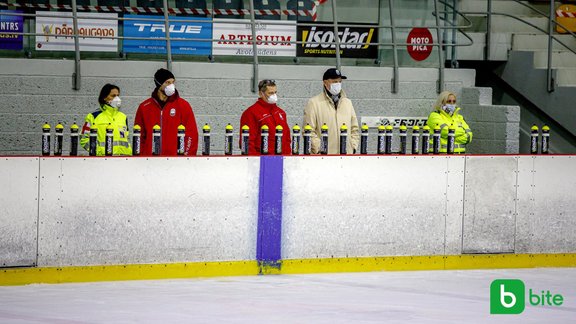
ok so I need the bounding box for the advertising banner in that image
[35,12,118,52]
[407,28,433,61]
[213,19,296,57]
[123,15,212,55]
[297,22,378,59]
[0,10,23,50]
[362,116,428,128]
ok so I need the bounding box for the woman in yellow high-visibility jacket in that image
[80,84,132,156]
[426,91,473,153]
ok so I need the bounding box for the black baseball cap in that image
[323,68,347,80]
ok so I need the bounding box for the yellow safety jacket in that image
[426,107,472,153]
[80,104,132,156]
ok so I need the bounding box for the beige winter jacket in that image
[303,90,360,154]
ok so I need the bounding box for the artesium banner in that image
[35,12,118,52]
[123,15,212,55]
[213,19,296,57]
[297,23,378,58]
[0,10,23,50]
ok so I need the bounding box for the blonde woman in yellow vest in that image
[80,84,132,156]
[426,91,472,153]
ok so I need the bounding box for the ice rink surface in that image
[0,268,574,323]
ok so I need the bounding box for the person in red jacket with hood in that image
[134,68,199,156]
[240,79,291,155]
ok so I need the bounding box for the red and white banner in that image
[0,2,316,19]
[557,9,576,18]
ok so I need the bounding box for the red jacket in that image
[240,98,292,155]
[134,90,199,156]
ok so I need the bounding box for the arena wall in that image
[1,155,575,285]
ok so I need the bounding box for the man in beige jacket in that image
[303,68,360,154]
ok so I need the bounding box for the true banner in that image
[123,15,212,55]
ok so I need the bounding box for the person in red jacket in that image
[240,79,291,155]
[134,68,199,156]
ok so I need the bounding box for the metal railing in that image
[0,0,479,93]
[461,0,576,92]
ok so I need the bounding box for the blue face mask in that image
[443,104,456,114]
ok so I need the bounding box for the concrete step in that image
[513,34,576,52]
[533,50,576,68]
[452,32,487,60]
[557,68,576,86]
[459,0,550,16]
[501,50,576,141]
[490,15,549,33]
[459,13,550,33]
[449,32,511,61]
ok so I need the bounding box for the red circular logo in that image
[406,28,433,61]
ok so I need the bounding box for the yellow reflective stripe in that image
[98,141,130,148]
[441,143,466,149]
[439,123,449,129]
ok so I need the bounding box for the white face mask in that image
[108,96,121,108]
[266,93,278,104]
[164,84,176,97]
[443,104,456,114]
[328,82,342,96]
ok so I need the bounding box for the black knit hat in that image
[154,68,175,87]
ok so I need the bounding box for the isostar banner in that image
[123,15,212,55]
[0,10,23,50]
[213,19,296,57]
[297,22,378,58]
[35,12,118,52]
